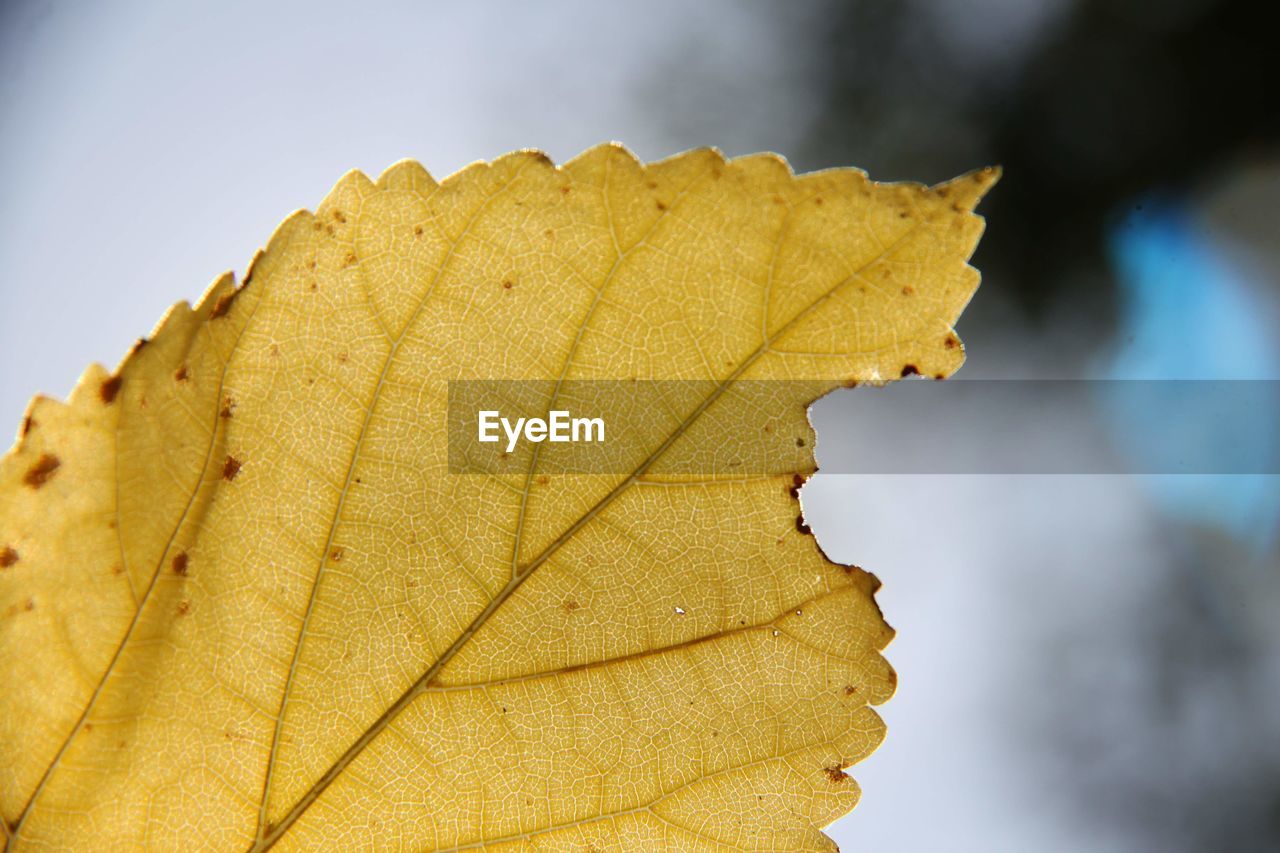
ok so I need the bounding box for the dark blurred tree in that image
[799,0,1279,322]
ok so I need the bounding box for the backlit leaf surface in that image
[0,146,994,850]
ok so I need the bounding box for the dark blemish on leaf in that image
[824,765,850,783]
[844,685,859,697]
[900,364,919,377]
[307,259,317,270]
[176,600,191,616]
[174,365,189,382]
[646,180,658,189]
[24,453,60,488]
[309,282,318,291]
[563,599,580,613]
[796,516,811,535]
[220,396,235,419]
[502,279,514,290]
[530,151,552,166]
[773,195,786,205]
[343,252,357,267]
[789,473,804,500]
[131,337,149,355]
[222,455,241,481]
[325,224,335,236]
[333,210,347,223]
[329,547,344,563]
[763,424,773,434]
[952,202,965,212]
[944,334,959,349]
[796,437,806,447]
[814,197,824,206]
[211,291,236,319]
[901,285,914,296]
[172,552,189,576]
[21,416,35,436]
[543,229,554,239]
[536,475,550,485]
[99,375,122,404]
[560,186,571,196]
[934,373,946,380]
[83,723,93,733]
[655,200,667,211]
[0,546,18,568]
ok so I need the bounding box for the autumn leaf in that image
[0,145,995,850]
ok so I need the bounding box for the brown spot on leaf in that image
[24,454,60,488]
[814,197,824,206]
[172,552,189,576]
[21,416,34,436]
[646,180,658,189]
[796,516,811,535]
[343,252,357,267]
[329,547,344,563]
[536,475,550,486]
[0,546,18,568]
[176,600,191,616]
[220,396,235,419]
[562,599,580,613]
[131,337,149,355]
[221,455,241,481]
[99,375,122,404]
[934,373,946,380]
[844,685,859,697]
[174,365,189,382]
[502,279,514,290]
[901,285,914,296]
[211,290,237,319]
[560,185,571,196]
[332,210,347,223]
[944,334,959,349]
[655,200,667,211]
[900,364,919,377]
[824,764,850,783]
[788,473,805,500]
[414,225,424,237]
[795,437,805,447]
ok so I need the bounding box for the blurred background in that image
[2,1,1277,849]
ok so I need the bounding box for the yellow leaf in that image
[0,145,995,850]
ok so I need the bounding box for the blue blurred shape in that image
[1099,194,1279,547]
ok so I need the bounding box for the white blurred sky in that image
[2,3,1274,851]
